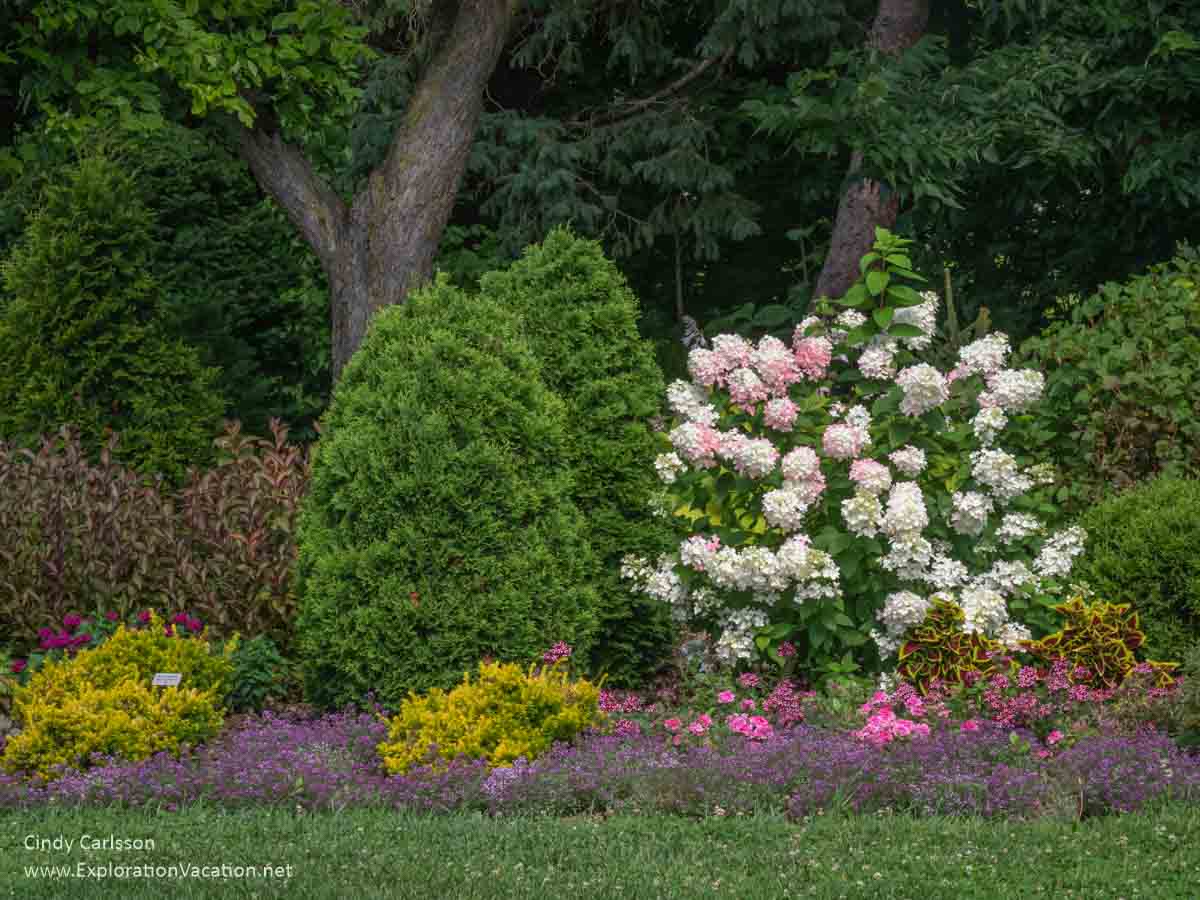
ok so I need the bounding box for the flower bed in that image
[2,708,1195,820]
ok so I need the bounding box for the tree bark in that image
[813,0,930,301]
[236,0,521,382]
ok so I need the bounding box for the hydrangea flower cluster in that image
[624,234,1086,678]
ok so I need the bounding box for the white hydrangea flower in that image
[925,554,970,590]
[723,435,779,478]
[858,343,898,380]
[843,405,872,431]
[996,513,1042,544]
[996,621,1032,650]
[893,291,938,350]
[959,586,1007,635]
[822,422,870,459]
[972,406,1008,446]
[895,364,949,417]
[957,333,1010,377]
[980,369,1044,412]
[666,380,718,426]
[762,487,812,532]
[878,590,931,638]
[888,445,927,477]
[836,309,867,329]
[654,452,687,484]
[971,448,1033,502]
[871,627,902,659]
[972,560,1036,597]
[621,554,688,608]
[1033,526,1087,578]
[848,459,892,496]
[882,481,928,537]
[879,534,933,580]
[950,491,994,536]
[841,491,883,538]
[679,535,722,572]
[715,607,770,664]
[781,446,821,481]
[1027,462,1056,486]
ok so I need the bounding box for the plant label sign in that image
[152,673,182,688]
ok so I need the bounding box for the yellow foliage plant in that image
[2,616,233,779]
[378,661,603,774]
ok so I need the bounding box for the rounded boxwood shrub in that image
[1018,246,1200,514]
[1073,477,1200,662]
[0,154,226,483]
[295,276,600,708]
[478,228,677,685]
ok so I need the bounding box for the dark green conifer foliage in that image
[479,229,677,685]
[0,155,225,483]
[295,275,600,708]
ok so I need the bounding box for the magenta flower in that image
[541,642,572,664]
[777,641,796,658]
[960,719,981,732]
[186,618,203,633]
[738,672,760,689]
[740,698,757,711]
[62,614,82,631]
[717,690,736,704]
[662,718,682,733]
[104,611,120,622]
[10,659,26,674]
[138,610,152,624]
[1046,729,1064,746]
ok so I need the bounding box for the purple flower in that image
[105,611,120,622]
[62,614,82,631]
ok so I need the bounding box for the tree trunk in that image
[814,0,930,301]
[236,0,521,382]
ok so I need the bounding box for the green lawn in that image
[2,804,1198,899]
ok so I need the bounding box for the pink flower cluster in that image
[542,642,572,664]
[855,707,931,747]
[598,689,645,713]
[727,713,774,740]
[761,679,810,727]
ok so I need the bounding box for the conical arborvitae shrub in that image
[295,275,600,708]
[479,228,677,685]
[0,155,225,483]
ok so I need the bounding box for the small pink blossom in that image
[10,659,26,674]
[738,672,760,689]
[777,641,796,658]
[717,690,736,704]
[1046,729,1064,746]
[740,698,757,712]
[663,718,682,733]
[960,719,981,732]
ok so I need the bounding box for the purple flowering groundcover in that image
[1,710,1196,820]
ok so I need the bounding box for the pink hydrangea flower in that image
[793,337,832,380]
[762,397,798,432]
[777,641,796,658]
[738,672,760,689]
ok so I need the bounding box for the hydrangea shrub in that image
[623,229,1086,682]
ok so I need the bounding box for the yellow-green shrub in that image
[378,661,603,774]
[1,617,233,778]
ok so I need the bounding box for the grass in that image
[2,804,1198,899]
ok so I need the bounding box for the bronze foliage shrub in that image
[0,420,310,650]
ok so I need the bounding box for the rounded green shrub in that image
[478,228,677,685]
[295,275,600,708]
[0,155,226,483]
[1073,477,1200,662]
[1018,246,1200,513]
